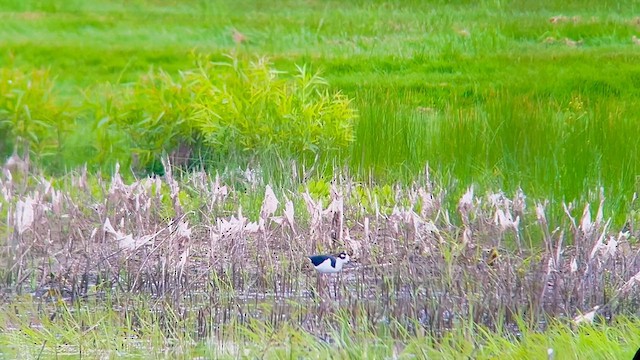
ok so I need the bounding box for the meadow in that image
[1,0,640,358]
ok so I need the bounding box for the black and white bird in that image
[308,252,350,274]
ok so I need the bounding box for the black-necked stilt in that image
[308,252,350,274]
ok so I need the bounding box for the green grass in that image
[1,296,639,359]
[2,0,640,221]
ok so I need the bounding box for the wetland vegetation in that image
[2,0,640,358]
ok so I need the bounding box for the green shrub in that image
[0,68,69,163]
[76,54,357,174]
[188,55,356,160]
[128,69,195,170]
[74,84,136,172]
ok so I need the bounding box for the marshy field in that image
[2,0,640,358]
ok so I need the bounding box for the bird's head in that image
[337,252,350,264]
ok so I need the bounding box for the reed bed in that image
[1,159,640,357]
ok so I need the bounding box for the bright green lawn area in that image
[1,0,640,216]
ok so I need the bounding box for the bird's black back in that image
[309,254,336,267]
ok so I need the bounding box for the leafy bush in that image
[75,54,357,173]
[75,84,137,172]
[188,55,356,159]
[128,69,195,169]
[0,68,69,163]
[77,73,195,173]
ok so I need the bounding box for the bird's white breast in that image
[315,258,347,273]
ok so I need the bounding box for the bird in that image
[308,252,350,274]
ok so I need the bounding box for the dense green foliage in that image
[189,57,355,158]
[0,68,69,164]
[2,0,640,217]
[0,57,356,173]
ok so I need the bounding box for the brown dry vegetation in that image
[2,157,640,339]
